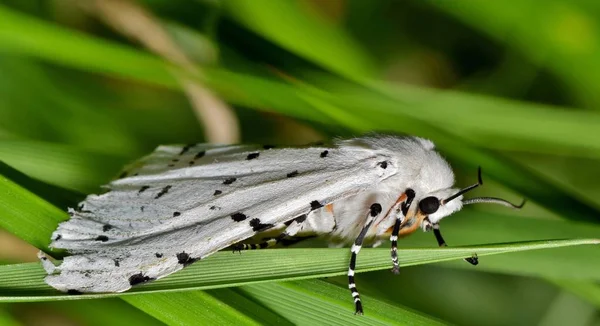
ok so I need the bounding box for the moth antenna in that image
[463,197,525,209]
[442,167,483,205]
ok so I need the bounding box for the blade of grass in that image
[240,279,446,325]
[0,162,82,210]
[206,288,294,326]
[0,5,177,88]
[423,0,600,108]
[0,163,68,252]
[0,141,128,193]
[122,291,260,326]
[548,279,600,309]
[223,0,376,82]
[0,239,596,302]
[47,299,164,326]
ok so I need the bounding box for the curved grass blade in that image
[123,290,261,326]
[0,239,596,302]
[240,279,446,325]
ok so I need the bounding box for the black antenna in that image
[442,167,483,205]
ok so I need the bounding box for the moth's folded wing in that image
[46,143,398,292]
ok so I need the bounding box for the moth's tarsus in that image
[465,255,479,266]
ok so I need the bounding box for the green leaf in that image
[0,141,128,193]
[0,239,595,302]
[122,291,261,325]
[0,163,68,252]
[240,279,446,325]
[0,5,177,88]
[548,279,600,308]
[423,0,600,108]
[224,0,376,82]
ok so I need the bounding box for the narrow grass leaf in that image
[123,291,260,326]
[0,163,68,252]
[240,279,446,325]
[0,239,595,302]
[224,0,376,82]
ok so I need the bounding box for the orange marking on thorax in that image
[325,203,334,214]
[374,192,407,228]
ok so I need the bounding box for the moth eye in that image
[418,197,440,215]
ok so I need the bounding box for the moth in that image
[39,134,522,314]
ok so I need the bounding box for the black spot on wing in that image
[285,214,308,226]
[95,235,109,242]
[378,161,388,169]
[223,178,237,185]
[310,200,323,211]
[246,152,260,160]
[214,190,222,196]
[155,185,172,199]
[55,234,62,241]
[179,144,193,156]
[370,203,383,216]
[189,150,206,165]
[103,224,113,232]
[129,273,154,286]
[176,252,199,266]
[138,186,150,194]
[320,150,329,158]
[249,218,274,232]
[231,212,247,222]
[114,259,120,267]
[173,212,181,217]
[287,170,299,178]
[210,206,217,210]
[155,253,163,258]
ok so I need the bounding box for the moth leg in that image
[433,223,478,265]
[232,233,287,253]
[233,214,316,253]
[232,234,315,252]
[390,189,415,274]
[349,203,383,315]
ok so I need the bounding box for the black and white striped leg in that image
[349,203,382,315]
[432,223,478,266]
[232,233,287,253]
[390,189,415,274]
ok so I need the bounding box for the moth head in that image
[418,167,524,226]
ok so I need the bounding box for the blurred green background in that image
[1,0,600,325]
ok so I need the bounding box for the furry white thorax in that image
[303,135,464,243]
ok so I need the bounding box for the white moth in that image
[39,134,522,314]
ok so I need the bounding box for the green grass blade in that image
[240,279,446,325]
[122,291,260,326]
[0,239,595,302]
[423,1,600,108]
[47,299,165,326]
[548,279,600,308]
[224,0,376,82]
[0,163,68,252]
[206,288,294,325]
[0,141,127,193]
[0,5,176,88]
[0,162,82,210]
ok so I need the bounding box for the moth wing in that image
[45,141,399,293]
